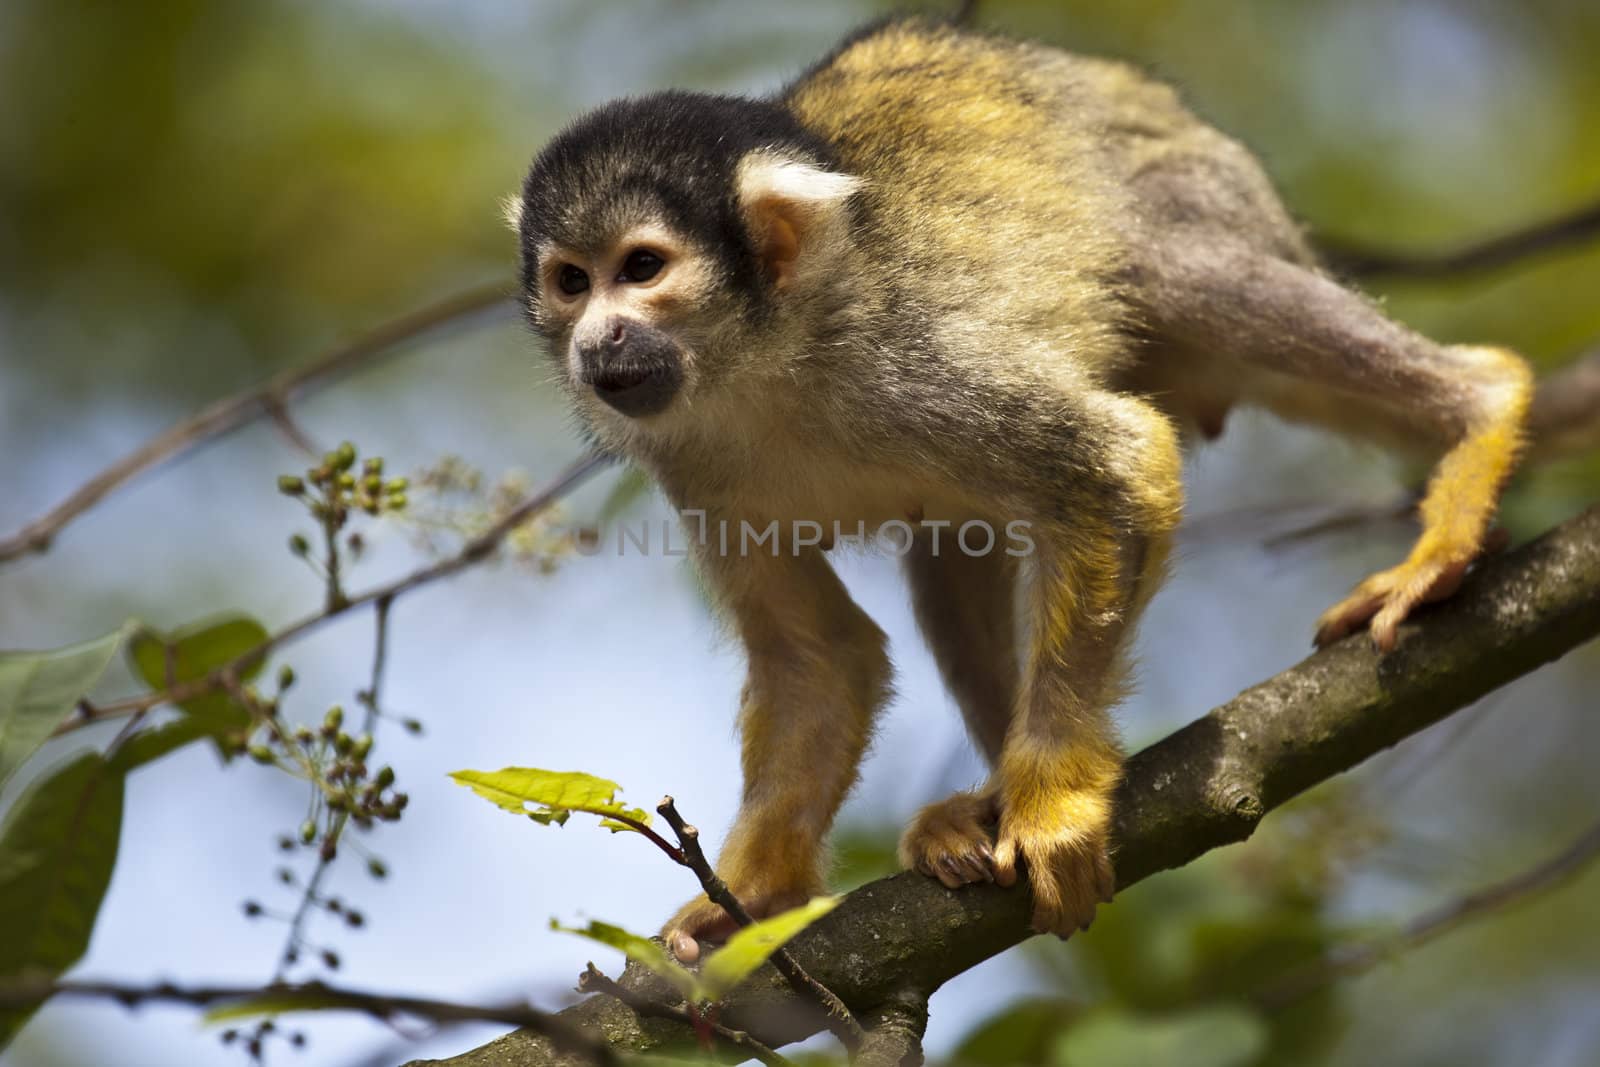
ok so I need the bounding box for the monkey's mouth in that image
[584,359,683,418]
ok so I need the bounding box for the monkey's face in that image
[528,224,722,420]
[513,93,863,442]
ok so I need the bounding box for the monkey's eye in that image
[556,264,590,296]
[619,249,664,283]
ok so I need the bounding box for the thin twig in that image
[49,452,609,739]
[0,977,618,1067]
[0,283,514,565]
[1321,195,1600,279]
[578,964,795,1067]
[273,813,347,982]
[1254,818,1600,1011]
[360,596,394,736]
[656,796,865,1049]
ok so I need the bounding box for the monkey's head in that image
[511,91,862,441]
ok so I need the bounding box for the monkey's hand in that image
[662,855,822,963]
[991,776,1116,937]
[899,789,1001,888]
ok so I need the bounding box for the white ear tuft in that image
[500,193,524,233]
[736,153,862,210]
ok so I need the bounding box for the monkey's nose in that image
[579,319,684,417]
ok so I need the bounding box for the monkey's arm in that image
[662,534,891,962]
[1128,234,1531,649]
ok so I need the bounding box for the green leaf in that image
[0,753,125,1048]
[551,919,701,1002]
[126,616,269,757]
[952,999,1083,1067]
[108,716,221,773]
[0,626,129,791]
[449,767,651,830]
[699,896,839,1002]
[1053,1006,1268,1067]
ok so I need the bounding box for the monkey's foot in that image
[663,879,815,963]
[992,807,1114,937]
[898,790,1000,888]
[1314,527,1507,652]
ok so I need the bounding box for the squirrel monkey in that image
[509,17,1531,957]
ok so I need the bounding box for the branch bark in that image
[408,504,1600,1067]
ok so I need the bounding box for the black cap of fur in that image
[518,90,839,309]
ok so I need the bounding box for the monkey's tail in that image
[1526,349,1600,463]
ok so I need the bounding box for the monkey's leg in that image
[663,544,891,962]
[898,536,1018,887]
[1133,237,1532,650]
[989,396,1182,935]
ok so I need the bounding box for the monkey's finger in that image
[668,929,702,963]
[934,857,967,889]
[992,839,1020,888]
[952,853,991,884]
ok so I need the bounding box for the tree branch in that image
[656,796,864,1048]
[412,505,1600,1067]
[0,284,513,565]
[1320,196,1600,279]
[1253,816,1600,1011]
[0,978,618,1067]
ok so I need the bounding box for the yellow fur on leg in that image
[991,739,1121,935]
[1316,345,1532,651]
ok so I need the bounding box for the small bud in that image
[334,442,357,470]
[276,835,295,852]
[299,820,317,845]
[385,476,408,493]
[276,867,294,885]
[320,838,338,862]
[321,949,341,970]
[334,732,353,755]
[277,475,305,496]
[220,1029,238,1045]
[242,900,263,918]
[346,532,365,556]
[367,858,388,880]
[345,910,365,929]
[392,792,409,811]
[375,765,395,789]
[402,718,424,736]
[351,734,373,761]
[247,745,275,765]
[289,533,311,556]
[293,725,314,744]
[247,1037,263,1059]
[363,457,384,475]
[291,1032,307,1049]
[277,664,296,690]
[386,493,408,511]
[363,475,383,494]
[325,897,343,915]
[337,472,356,490]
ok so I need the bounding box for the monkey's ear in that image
[736,154,862,288]
[500,193,524,233]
